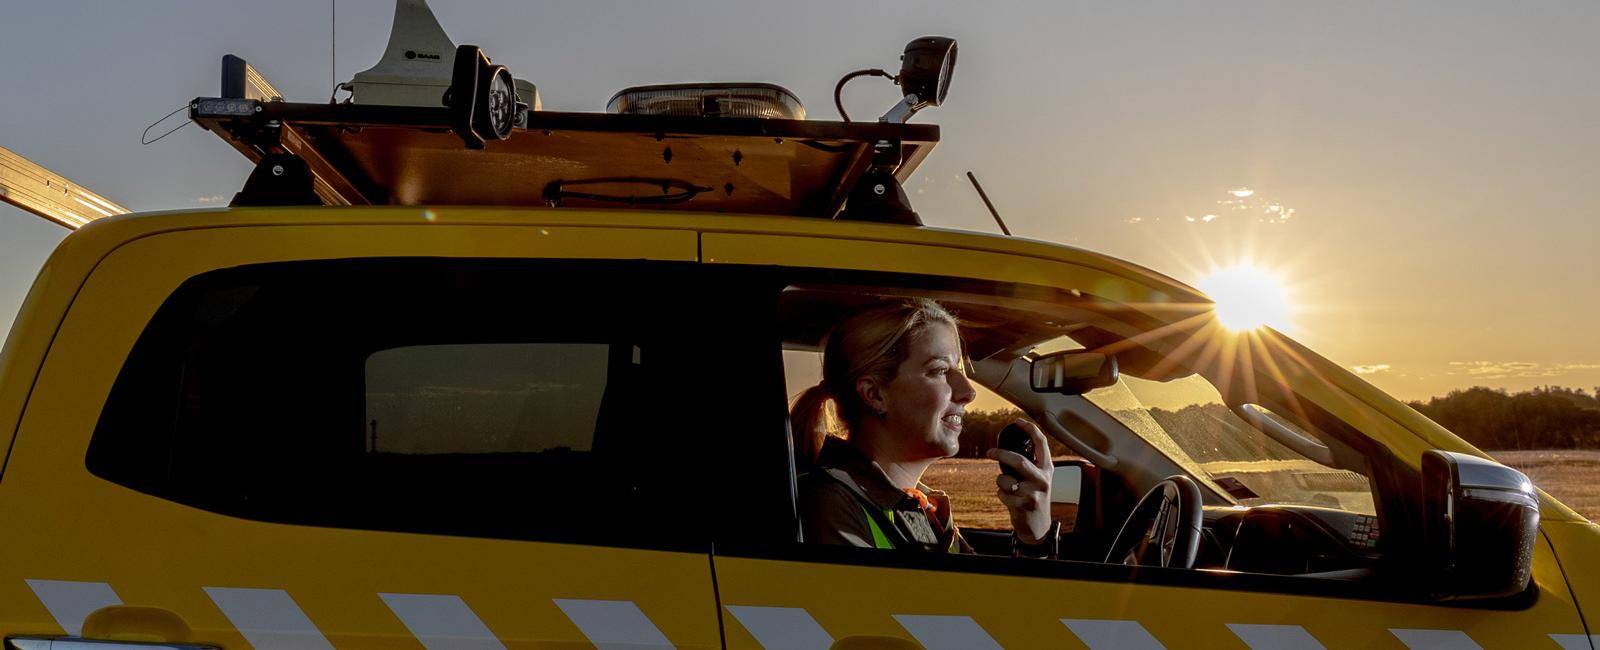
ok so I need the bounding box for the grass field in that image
[920,458,1058,531]
[1492,449,1600,522]
[922,450,1600,531]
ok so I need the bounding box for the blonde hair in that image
[790,298,960,464]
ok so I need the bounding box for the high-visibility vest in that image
[817,467,960,552]
[860,503,897,550]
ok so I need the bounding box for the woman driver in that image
[793,299,1059,557]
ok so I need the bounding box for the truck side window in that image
[85,259,723,550]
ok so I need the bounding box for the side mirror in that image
[1050,464,1082,523]
[1049,459,1101,536]
[1422,450,1539,600]
[1030,351,1118,395]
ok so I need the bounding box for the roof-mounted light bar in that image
[607,83,805,120]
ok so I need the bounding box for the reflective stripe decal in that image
[725,606,834,650]
[553,599,674,649]
[1061,619,1165,650]
[1227,624,1326,649]
[892,615,1001,650]
[1389,629,1482,649]
[379,593,505,650]
[1549,634,1600,650]
[17,580,1579,650]
[203,587,334,650]
[25,579,122,636]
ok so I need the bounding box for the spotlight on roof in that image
[881,36,957,123]
[444,44,525,149]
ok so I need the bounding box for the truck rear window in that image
[85,258,753,549]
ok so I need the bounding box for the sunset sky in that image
[2,1,1596,401]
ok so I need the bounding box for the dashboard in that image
[1198,504,1382,576]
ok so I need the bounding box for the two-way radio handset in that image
[996,423,1035,479]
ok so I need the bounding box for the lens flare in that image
[1200,265,1292,331]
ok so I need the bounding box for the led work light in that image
[832,36,958,124]
[895,37,957,111]
[444,44,526,149]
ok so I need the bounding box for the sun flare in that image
[1199,265,1293,331]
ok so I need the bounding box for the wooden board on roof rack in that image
[191,101,938,218]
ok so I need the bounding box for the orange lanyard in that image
[903,487,947,535]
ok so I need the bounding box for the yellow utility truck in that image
[1,2,1596,648]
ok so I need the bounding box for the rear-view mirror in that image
[1030,350,1118,395]
[1422,450,1539,600]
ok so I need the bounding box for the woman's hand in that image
[987,418,1054,544]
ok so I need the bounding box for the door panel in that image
[0,494,719,648]
[0,223,717,648]
[713,542,1586,648]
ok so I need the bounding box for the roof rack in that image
[191,56,939,220]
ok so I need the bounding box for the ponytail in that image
[789,382,838,466]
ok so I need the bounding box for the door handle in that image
[6,638,218,650]
[830,635,920,650]
[8,605,217,650]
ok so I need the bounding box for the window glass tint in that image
[86,259,753,548]
[366,344,608,455]
[1086,374,1376,514]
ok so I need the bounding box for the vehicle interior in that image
[779,283,1389,580]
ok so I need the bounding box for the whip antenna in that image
[966,171,1011,236]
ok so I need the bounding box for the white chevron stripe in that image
[25,579,122,636]
[1062,619,1165,650]
[892,615,1001,650]
[1389,629,1482,649]
[380,593,505,650]
[1549,634,1600,650]
[553,599,674,649]
[204,587,334,650]
[1227,624,1326,649]
[725,606,833,650]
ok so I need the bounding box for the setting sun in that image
[1200,265,1293,331]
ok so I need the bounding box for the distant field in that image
[922,450,1600,531]
[921,458,1059,531]
[1491,449,1600,522]
[921,459,1006,530]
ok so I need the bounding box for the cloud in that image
[1351,364,1392,375]
[1446,361,1600,379]
[1159,187,1299,226]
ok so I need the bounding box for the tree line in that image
[1408,385,1600,451]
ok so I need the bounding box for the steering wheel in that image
[1104,475,1203,569]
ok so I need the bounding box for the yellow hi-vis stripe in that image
[860,503,895,549]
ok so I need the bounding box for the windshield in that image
[1085,373,1376,514]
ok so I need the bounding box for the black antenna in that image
[966,171,1012,236]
